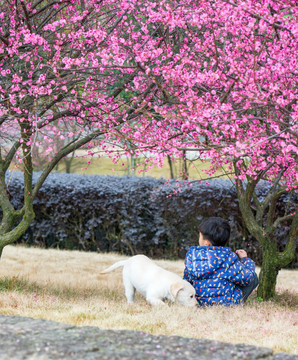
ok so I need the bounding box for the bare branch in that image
[20,0,33,33]
[273,213,295,229]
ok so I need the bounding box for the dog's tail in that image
[100,259,128,274]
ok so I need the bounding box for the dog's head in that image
[170,280,197,307]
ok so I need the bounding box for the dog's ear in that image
[170,282,184,299]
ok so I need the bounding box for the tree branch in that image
[20,1,33,33]
[0,35,9,46]
[3,141,22,173]
[273,213,295,230]
[277,211,298,267]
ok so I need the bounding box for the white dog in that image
[100,254,197,306]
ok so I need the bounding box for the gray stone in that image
[0,314,296,360]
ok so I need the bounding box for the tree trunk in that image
[64,158,72,173]
[167,155,174,179]
[0,215,34,259]
[235,177,281,301]
[181,150,188,180]
[257,242,279,300]
[63,151,76,173]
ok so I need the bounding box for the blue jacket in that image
[183,246,256,306]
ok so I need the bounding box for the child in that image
[183,217,258,306]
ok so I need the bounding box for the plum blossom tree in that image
[0,0,297,299]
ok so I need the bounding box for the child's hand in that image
[236,249,247,259]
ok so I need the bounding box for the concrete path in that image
[0,314,297,360]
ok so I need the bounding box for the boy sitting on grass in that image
[183,217,258,306]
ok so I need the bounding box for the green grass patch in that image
[0,276,40,293]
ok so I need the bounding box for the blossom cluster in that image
[0,0,297,187]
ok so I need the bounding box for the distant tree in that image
[27,121,75,172]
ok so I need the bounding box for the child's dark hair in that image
[198,217,230,246]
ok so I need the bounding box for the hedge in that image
[3,171,297,267]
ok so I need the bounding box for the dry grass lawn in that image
[55,156,228,179]
[0,245,297,355]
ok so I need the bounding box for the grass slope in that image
[0,246,297,354]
